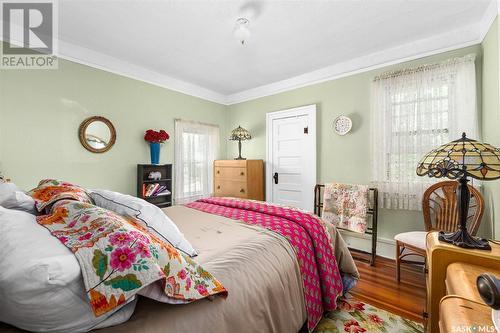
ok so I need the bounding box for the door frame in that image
[265,104,317,211]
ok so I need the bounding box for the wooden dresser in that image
[214,160,264,200]
[426,232,500,332]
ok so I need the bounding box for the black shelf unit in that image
[137,164,172,208]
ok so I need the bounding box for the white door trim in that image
[265,104,317,211]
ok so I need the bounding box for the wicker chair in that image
[395,181,484,282]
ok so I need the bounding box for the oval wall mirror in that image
[79,116,116,153]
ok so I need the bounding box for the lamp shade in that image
[229,126,251,141]
[416,132,500,181]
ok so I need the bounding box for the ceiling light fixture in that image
[234,18,250,45]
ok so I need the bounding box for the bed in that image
[0,190,358,333]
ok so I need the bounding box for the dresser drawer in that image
[214,180,248,198]
[214,167,247,180]
[439,296,493,333]
[446,262,500,303]
[214,160,247,167]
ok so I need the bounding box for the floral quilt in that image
[28,179,93,212]
[186,197,344,332]
[31,181,227,317]
[322,183,369,234]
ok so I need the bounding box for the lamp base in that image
[234,139,246,160]
[438,229,491,250]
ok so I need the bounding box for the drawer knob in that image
[477,273,500,310]
[217,185,220,189]
[217,170,220,174]
[240,172,245,176]
[240,189,245,193]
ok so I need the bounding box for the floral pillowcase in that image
[27,179,93,212]
[38,199,227,316]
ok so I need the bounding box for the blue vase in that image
[150,142,160,164]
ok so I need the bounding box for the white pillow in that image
[0,182,36,214]
[90,189,197,257]
[0,207,137,333]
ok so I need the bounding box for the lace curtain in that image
[174,119,220,204]
[371,54,478,210]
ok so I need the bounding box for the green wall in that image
[0,31,498,242]
[226,45,484,240]
[481,17,500,239]
[0,58,227,195]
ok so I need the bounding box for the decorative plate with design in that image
[333,115,352,135]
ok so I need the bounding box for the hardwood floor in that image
[350,254,426,323]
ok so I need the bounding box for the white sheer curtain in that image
[371,54,478,210]
[174,120,220,204]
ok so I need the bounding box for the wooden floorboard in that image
[350,254,426,323]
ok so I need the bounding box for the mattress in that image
[0,205,307,333]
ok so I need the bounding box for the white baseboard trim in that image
[340,231,396,260]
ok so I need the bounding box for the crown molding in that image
[479,0,499,40]
[56,40,227,105]
[2,2,498,106]
[226,24,489,105]
[0,24,227,105]
[226,2,498,105]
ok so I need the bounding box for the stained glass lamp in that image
[229,125,251,160]
[416,132,500,250]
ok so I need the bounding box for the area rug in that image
[314,297,424,333]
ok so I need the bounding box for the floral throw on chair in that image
[322,183,369,234]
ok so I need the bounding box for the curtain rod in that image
[373,53,476,81]
[174,119,220,128]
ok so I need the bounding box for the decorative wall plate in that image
[333,115,352,135]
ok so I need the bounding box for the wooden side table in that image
[426,232,500,333]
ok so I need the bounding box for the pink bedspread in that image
[186,197,343,332]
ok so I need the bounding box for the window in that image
[371,55,478,210]
[174,120,220,204]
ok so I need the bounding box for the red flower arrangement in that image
[144,129,169,143]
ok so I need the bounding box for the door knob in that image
[273,172,279,184]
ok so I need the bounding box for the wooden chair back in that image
[422,181,484,235]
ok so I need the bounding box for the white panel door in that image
[266,105,316,211]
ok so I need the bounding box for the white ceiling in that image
[57,0,496,104]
